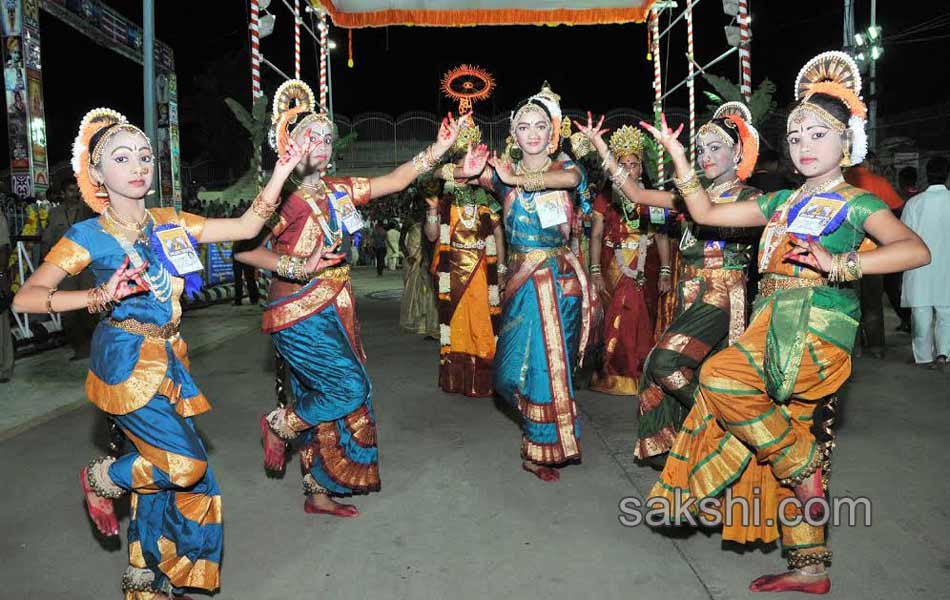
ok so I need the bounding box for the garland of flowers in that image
[435,196,500,356]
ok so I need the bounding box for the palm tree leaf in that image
[224,97,255,134]
[701,73,741,103]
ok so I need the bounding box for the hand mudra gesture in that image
[639,113,687,160]
[106,256,150,301]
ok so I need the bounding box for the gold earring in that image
[95,183,108,198]
[840,145,851,167]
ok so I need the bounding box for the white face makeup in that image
[294,119,335,173]
[696,130,739,181]
[786,109,846,179]
[513,107,551,157]
[95,129,154,201]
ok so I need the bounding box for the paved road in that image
[1,267,948,599]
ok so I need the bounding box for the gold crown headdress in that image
[441,64,495,154]
[608,125,644,160]
[269,79,332,155]
[696,101,760,180]
[789,51,868,166]
[511,81,563,155]
[72,108,149,213]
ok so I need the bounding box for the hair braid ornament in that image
[269,79,333,155]
[72,108,148,214]
[710,101,760,181]
[790,51,869,166]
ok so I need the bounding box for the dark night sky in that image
[6,1,949,173]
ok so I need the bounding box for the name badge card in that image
[787,193,848,237]
[156,226,203,274]
[329,191,365,234]
[536,191,569,229]
[649,206,667,225]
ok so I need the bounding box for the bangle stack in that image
[589,264,602,276]
[672,171,703,197]
[522,171,546,193]
[87,284,118,314]
[497,263,508,275]
[250,192,279,220]
[412,145,439,175]
[659,265,672,277]
[426,213,439,225]
[610,166,630,188]
[828,251,862,282]
[441,162,457,181]
[600,152,617,172]
[276,254,311,282]
[46,287,58,315]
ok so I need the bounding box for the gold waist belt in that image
[313,264,351,281]
[758,275,827,298]
[107,318,180,339]
[508,246,569,262]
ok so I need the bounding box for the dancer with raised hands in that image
[234,80,465,517]
[624,52,927,593]
[13,107,303,599]
[447,82,591,482]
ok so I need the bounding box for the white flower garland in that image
[848,115,868,166]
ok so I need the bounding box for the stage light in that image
[724,25,740,47]
[722,0,739,16]
[259,14,276,38]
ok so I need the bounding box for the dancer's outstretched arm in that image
[641,114,767,228]
[199,139,314,244]
[370,113,466,199]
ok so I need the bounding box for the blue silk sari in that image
[492,162,590,465]
[46,208,221,598]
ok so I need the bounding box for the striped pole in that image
[248,0,263,191]
[686,2,696,165]
[293,0,301,79]
[319,12,329,111]
[738,0,752,102]
[249,0,261,99]
[651,8,664,185]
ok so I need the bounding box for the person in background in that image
[41,182,98,360]
[0,209,13,382]
[372,221,387,276]
[901,155,950,369]
[386,220,402,270]
[898,166,920,200]
[845,152,908,357]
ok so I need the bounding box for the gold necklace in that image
[292,176,328,196]
[707,178,740,201]
[515,158,552,176]
[105,206,151,242]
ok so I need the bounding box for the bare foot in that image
[304,493,360,518]
[749,570,830,594]
[80,466,119,536]
[522,461,560,482]
[260,415,287,472]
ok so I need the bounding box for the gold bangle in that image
[251,193,278,220]
[673,172,702,197]
[413,145,438,175]
[441,162,456,181]
[46,287,58,315]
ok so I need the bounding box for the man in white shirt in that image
[901,156,950,368]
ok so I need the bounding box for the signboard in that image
[205,242,235,285]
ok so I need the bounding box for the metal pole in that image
[143,0,158,206]
[868,0,877,149]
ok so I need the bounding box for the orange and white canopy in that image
[313,1,656,28]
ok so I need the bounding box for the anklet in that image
[87,456,125,499]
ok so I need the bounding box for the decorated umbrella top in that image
[312,1,656,28]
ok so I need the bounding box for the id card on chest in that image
[328,190,364,234]
[535,190,569,229]
[155,226,203,274]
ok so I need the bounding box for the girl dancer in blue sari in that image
[13,108,317,599]
[235,80,464,517]
[450,83,591,481]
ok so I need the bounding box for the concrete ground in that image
[1,265,948,599]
